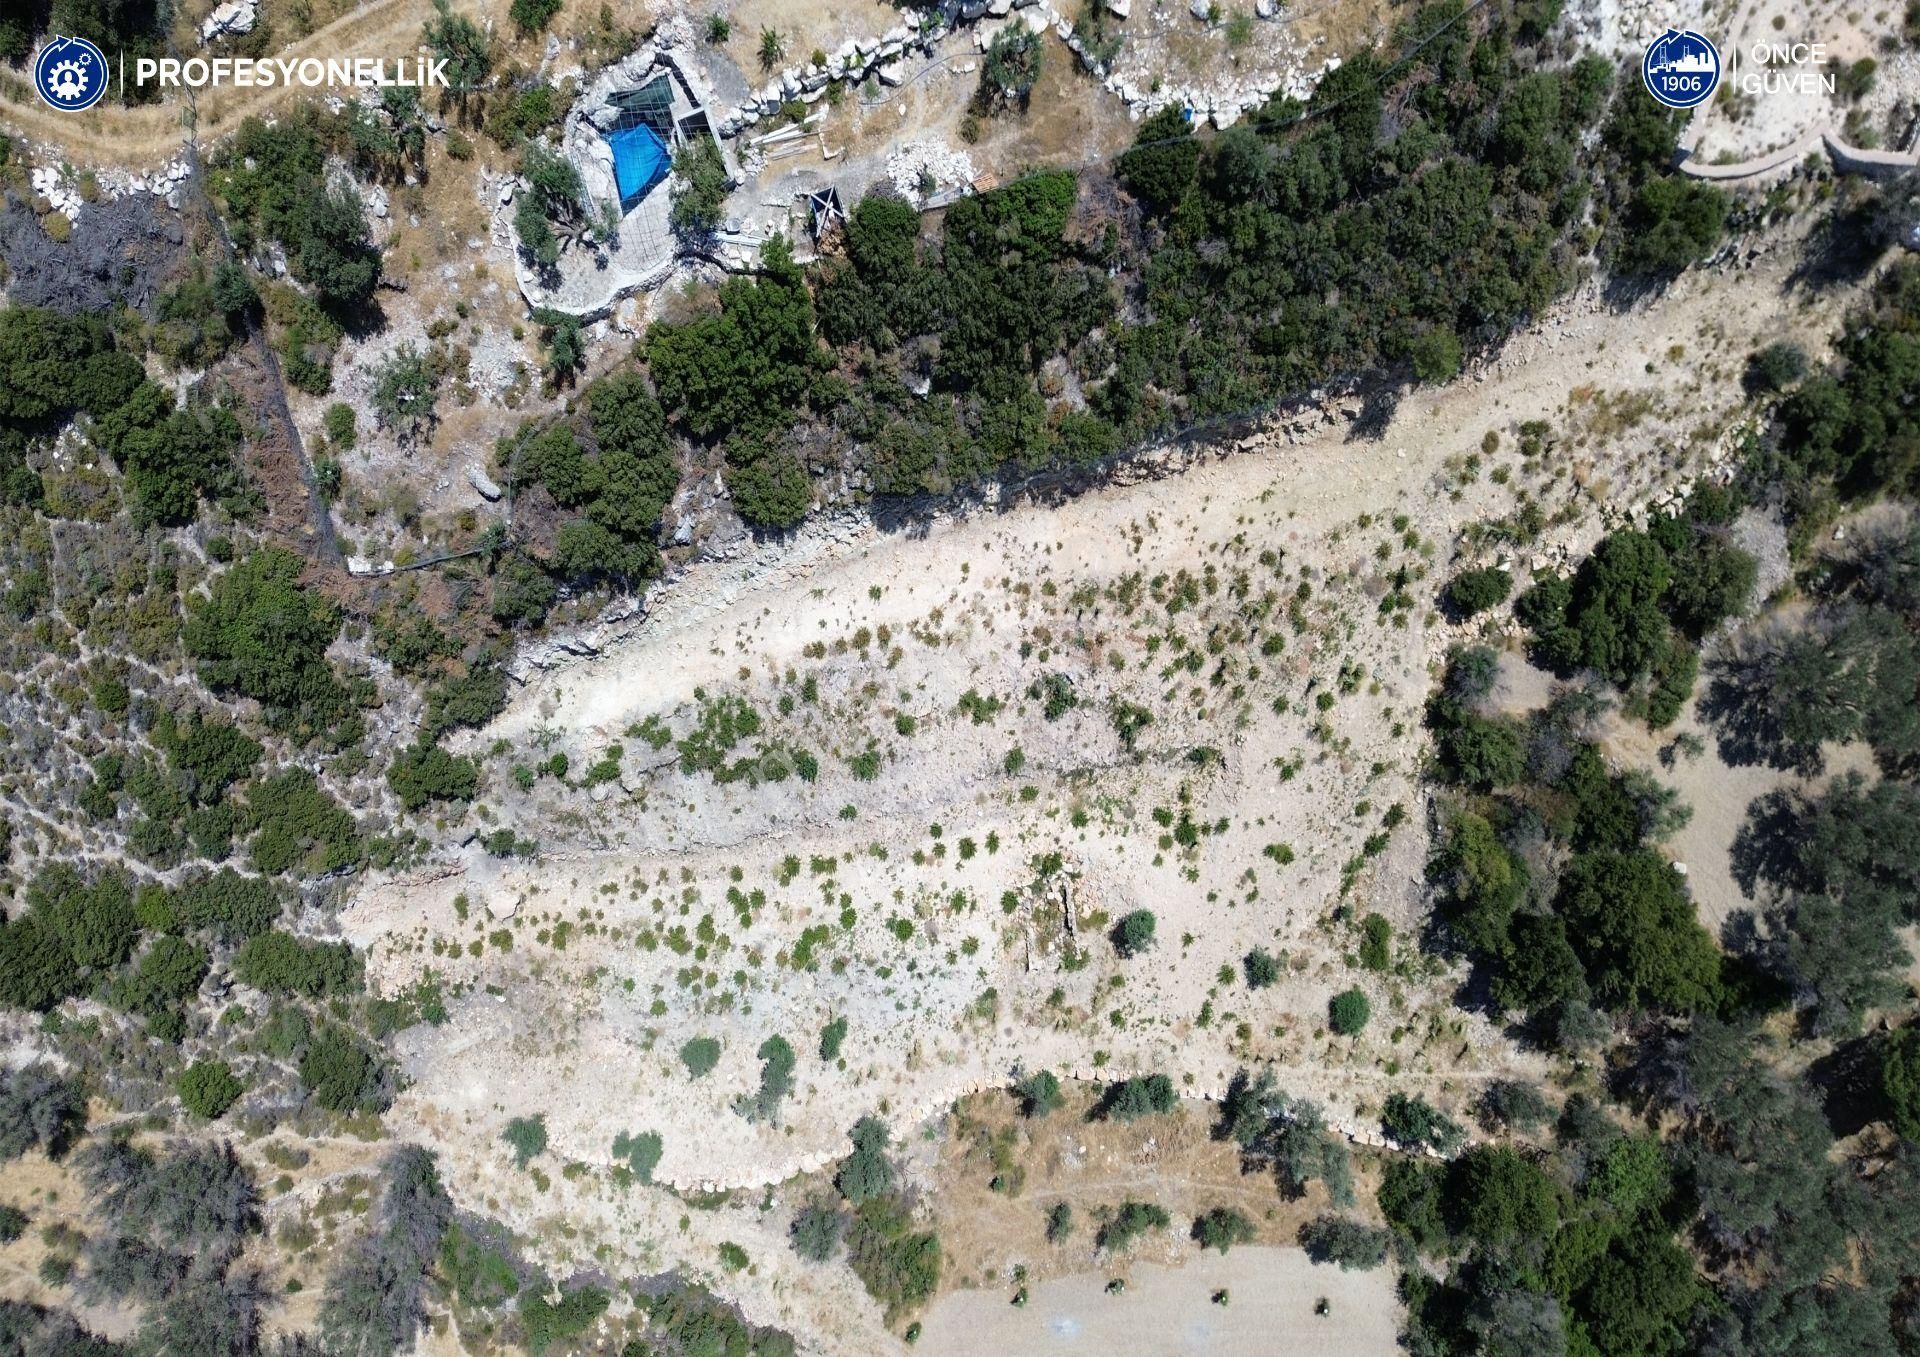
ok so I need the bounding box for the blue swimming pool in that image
[606,123,670,209]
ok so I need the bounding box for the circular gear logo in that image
[34,35,110,112]
[1642,28,1722,109]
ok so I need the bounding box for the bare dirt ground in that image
[913,1244,1398,1357]
[332,216,1863,1353]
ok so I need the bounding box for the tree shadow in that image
[1599,268,1674,314]
[1804,1032,1888,1139]
[1344,383,1402,443]
[1726,789,1802,898]
[1697,671,1822,775]
[1786,194,1893,295]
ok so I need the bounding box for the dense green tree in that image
[835,1118,896,1205]
[422,0,491,91]
[233,931,359,997]
[1192,1206,1257,1253]
[1105,1074,1176,1122]
[1885,1027,1920,1141]
[1298,1215,1390,1269]
[981,24,1043,102]
[1520,531,1673,683]
[387,742,480,811]
[647,236,836,443]
[184,549,342,713]
[1244,947,1281,988]
[668,134,732,241]
[1445,1146,1563,1249]
[1448,566,1514,617]
[295,187,381,307]
[1013,1069,1064,1118]
[1555,850,1720,1012]
[300,1027,386,1112]
[502,1115,546,1168]
[1117,106,1199,214]
[1097,1200,1170,1252]
[1383,1093,1467,1155]
[1435,811,1527,955]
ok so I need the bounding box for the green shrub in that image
[612,1130,662,1183]
[1244,947,1280,989]
[679,1036,721,1077]
[178,1060,243,1119]
[1328,988,1371,1035]
[388,742,480,811]
[819,1016,848,1061]
[1097,1200,1169,1252]
[503,1115,547,1169]
[1111,909,1156,957]
[792,1200,845,1261]
[234,931,359,997]
[1446,566,1513,617]
[1358,915,1392,971]
[1192,1206,1256,1254]
[300,1027,385,1112]
[845,1195,941,1318]
[1014,1069,1063,1118]
[440,1224,521,1307]
[519,1285,608,1355]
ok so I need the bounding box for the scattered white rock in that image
[467,463,504,501]
[885,139,976,201]
[200,0,257,43]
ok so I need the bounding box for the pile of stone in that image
[708,4,1065,135]
[200,0,257,44]
[29,167,85,221]
[885,140,977,202]
[1047,0,1340,126]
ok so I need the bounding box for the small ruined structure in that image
[803,186,845,242]
[507,45,736,318]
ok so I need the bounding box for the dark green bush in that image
[1329,988,1371,1035]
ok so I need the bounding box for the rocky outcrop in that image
[200,0,258,44]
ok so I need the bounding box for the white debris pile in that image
[886,141,975,202]
[200,0,258,43]
[30,167,85,220]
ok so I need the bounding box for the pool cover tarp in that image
[607,123,670,207]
